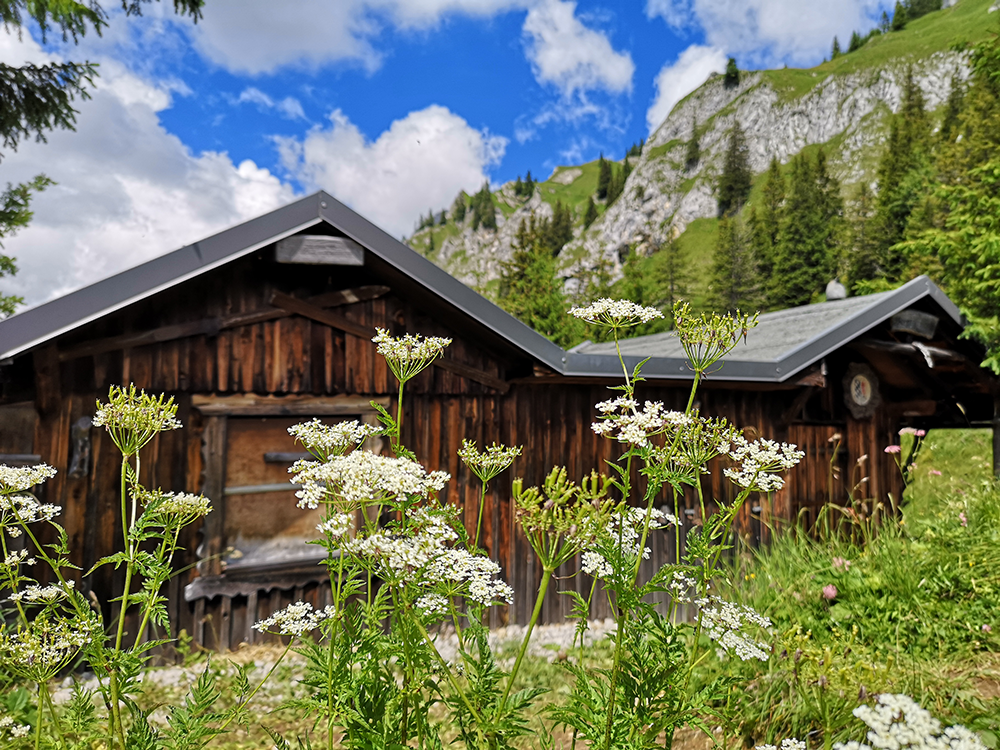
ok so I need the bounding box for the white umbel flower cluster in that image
[591,398,693,446]
[458,440,522,483]
[569,299,663,328]
[288,419,380,457]
[0,618,93,677]
[93,385,181,456]
[2,550,35,567]
[372,328,452,382]
[0,494,61,536]
[581,507,678,579]
[699,596,772,661]
[757,739,806,750]
[0,715,31,738]
[316,512,355,540]
[253,601,335,637]
[291,450,450,510]
[425,550,514,605]
[157,492,212,519]
[669,571,697,603]
[10,581,73,603]
[415,593,449,616]
[834,694,987,750]
[0,464,57,494]
[724,435,805,492]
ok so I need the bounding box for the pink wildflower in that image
[929,469,942,476]
[983,624,992,633]
[822,584,837,601]
[915,429,926,437]
[832,557,851,572]
[884,445,901,454]
[959,511,968,528]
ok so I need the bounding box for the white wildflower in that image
[581,550,614,579]
[758,740,806,750]
[458,440,522,484]
[93,385,181,455]
[0,617,94,679]
[0,494,61,528]
[288,419,380,458]
[415,594,449,616]
[0,715,31,738]
[725,435,804,492]
[699,596,772,661]
[2,550,34,567]
[10,581,73,603]
[316,513,355,540]
[0,464,57,494]
[591,399,693,447]
[569,298,663,328]
[252,601,334,637]
[834,694,987,750]
[425,549,513,605]
[669,571,697,603]
[157,492,212,519]
[582,507,678,580]
[372,328,451,383]
[291,450,450,510]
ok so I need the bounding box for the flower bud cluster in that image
[156,492,212,519]
[724,435,804,492]
[591,398,693,446]
[568,298,663,328]
[290,450,450,510]
[93,384,181,455]
[834,694,986,750]
[372,328,452,383]
[699,596,772,661]
[458,440,522,483]
[0,617,94,678]
[253,601,335,637]
[0,464,57,494]
[0,715,30,738]
[288,419,380,458]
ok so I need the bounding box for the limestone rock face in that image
[419,50,967,291]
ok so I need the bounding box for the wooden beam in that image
[192,393,390,416]
[57,285,390,362]
[198,416,227,577]
[271,292,511,393]
[34,345,61,416]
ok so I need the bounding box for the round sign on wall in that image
[842,363,881,419]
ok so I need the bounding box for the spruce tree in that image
[452,193,467,223]
[545,200,573,253]
[891,1,907,30]
[596,155,611,200]
[880,10,891,32]
[710,215,759,313]
[845,182,882,293]
[514,175,523,196]
[654,232,690,328]
[582,196,598,228]
[770,152,841,307]
[832,36,842,58]
[717,123,752,217]
[724,57,740,88]
[498,215,581,346]
[848,31,864,53]
[939,70,965,145]
[524,170,535,196]
[749,156,785,290]
[685,118,700,171]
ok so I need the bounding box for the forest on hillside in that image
[465,18,1000,372]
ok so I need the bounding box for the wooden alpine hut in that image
[0,191,996,649]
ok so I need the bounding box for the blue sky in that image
[0,0,891,306]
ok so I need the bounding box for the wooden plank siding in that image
[6,252,907,651]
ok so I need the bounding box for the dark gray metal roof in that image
[0,191,966,384]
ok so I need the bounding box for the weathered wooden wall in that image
[6,252,903,651]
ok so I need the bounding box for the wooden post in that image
[199,416,228,576]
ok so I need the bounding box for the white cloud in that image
[0,31,294,306]
[278,106,506,238]
[236,87,307,120]
[646,0,886,66]
[188,0,528,76]
[522,0,634,97]
[646,44,726,133]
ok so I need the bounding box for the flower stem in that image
[497,565,552,719]
[34,682,44,750]
[474,482,488,550]
[218,638,295,733]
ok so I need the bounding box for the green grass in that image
[673,216,719,310]
[536,160,605,222]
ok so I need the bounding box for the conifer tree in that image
[470,183,497,231]
[891,1,907,30]
[545,200,573,253]
[596,155,611,200]
[770,152,842,307]
[717,123,752,217]
[452,193,467,223]
[606,159,629,206]
[880,10,891,32]
[724,57,740,88]
[514,175,524,196]
[848,31,864,53]
[832,36,842,58]
[582,196,598,228]
[845,182,882,293]
[498,215,581,346]
[685,118,700,171]
[654,232,690,328]
[939,70,965,145]
[749,156,785,288]
[710,215,759,313]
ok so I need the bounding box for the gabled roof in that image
[0,191,967,384]
[568,276,964,382]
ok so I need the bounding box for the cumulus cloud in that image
[646,44,726,133]
[278,106,506,238]
[188,0,529,75]
[646,0,886,66]
[0,30,294,306]
[236,87,307,120]
[522,0,634,97]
